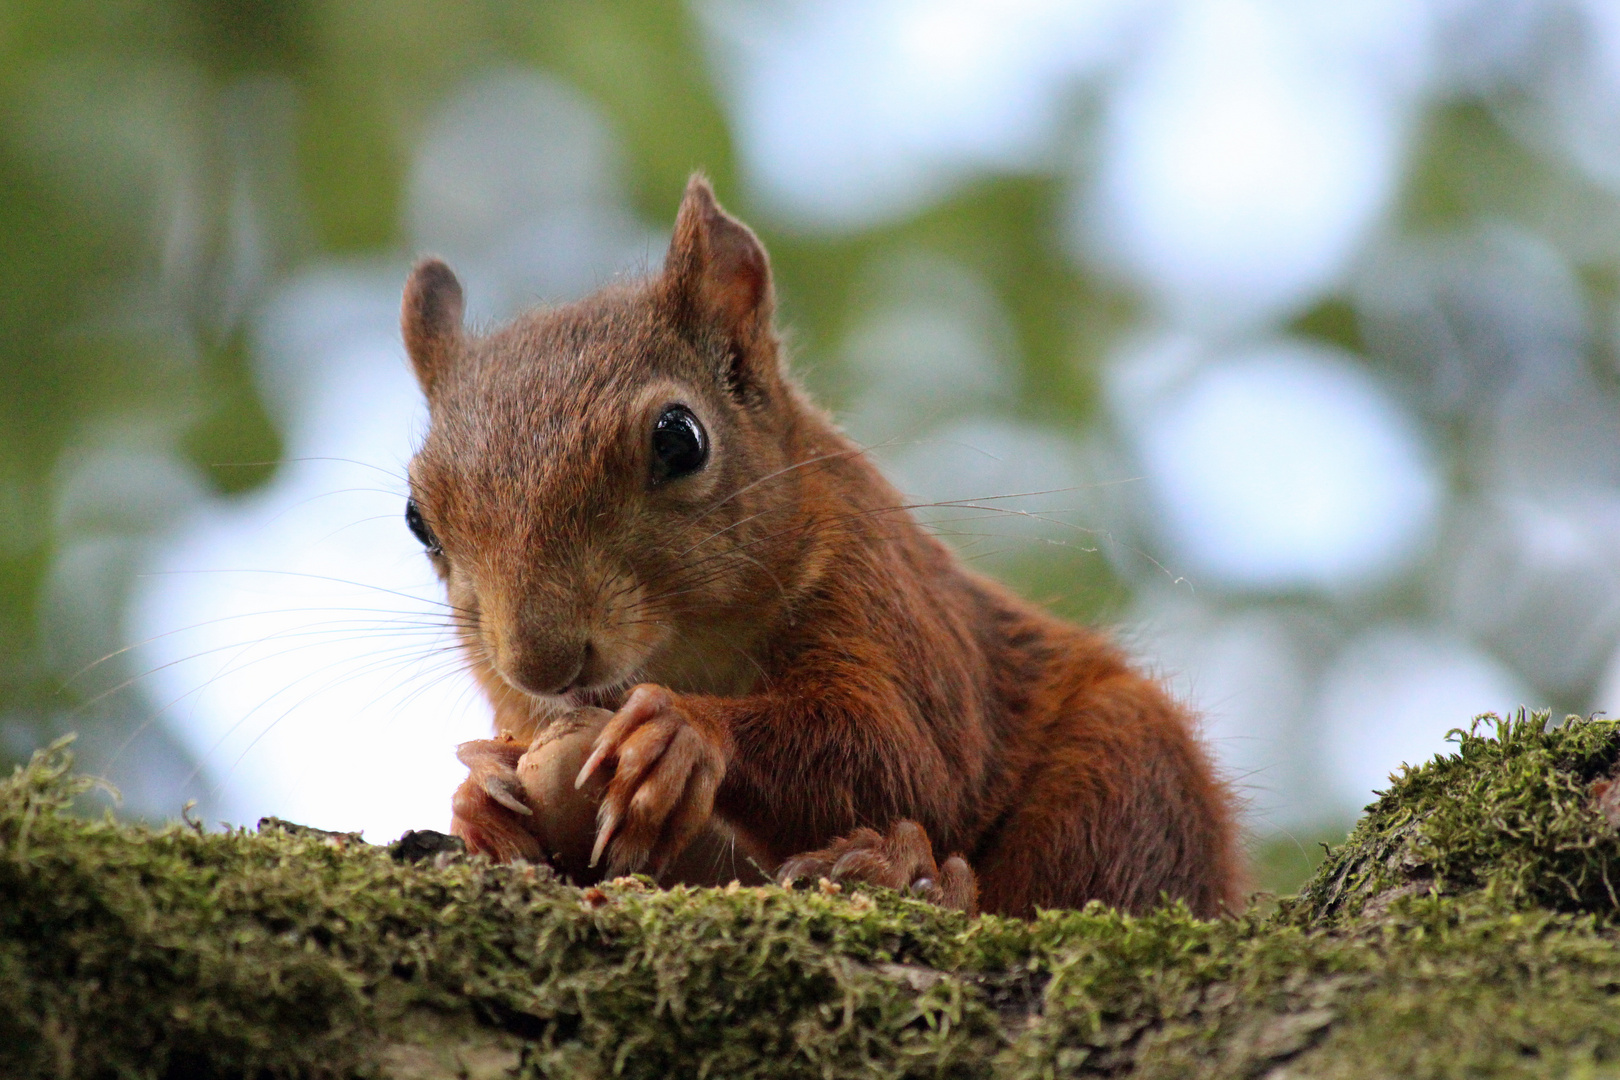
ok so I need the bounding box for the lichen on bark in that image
[6,714,1620,1078]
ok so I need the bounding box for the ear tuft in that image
[402,258,465,396]
[663,174,777,399]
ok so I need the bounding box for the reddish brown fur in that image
[404,175,1242,918]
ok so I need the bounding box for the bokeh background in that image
[5,0,1619,893]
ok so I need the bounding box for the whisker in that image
[116,627,469,787]
[73,617,467,716]
[309,512,431,548]
[200,644,474,798]
[212,456,411,485]
[687,443,880,523]
[254,485,414,532]
[68,604,472,686]
[136,568,473,614]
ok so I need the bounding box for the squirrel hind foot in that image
[777,820,979,916]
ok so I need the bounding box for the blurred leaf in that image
[297,73,403,252]
[1289,297,1367,357]
[1401,102,1533,229]
[181,331,282,495]
[182,0,316,78]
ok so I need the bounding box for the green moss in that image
[8,716,1620,1077]
[1287,711,1620,925]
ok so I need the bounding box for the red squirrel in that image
[402,175,1241,918]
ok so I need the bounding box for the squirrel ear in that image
[402,258,465,396]
[662,174,778,399]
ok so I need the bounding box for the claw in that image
[589,803,621,868]
[482,774,532,816]
[576,742,609,790]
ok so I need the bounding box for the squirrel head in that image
[402,175,817,714]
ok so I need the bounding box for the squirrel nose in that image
[501,638,589,696]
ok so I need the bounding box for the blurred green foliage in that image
[0,1,1137,765]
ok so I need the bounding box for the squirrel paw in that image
[450,736,543,862]
[777,820,979,915]
[574,684,726,878]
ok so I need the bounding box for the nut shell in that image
[515,707,612,880]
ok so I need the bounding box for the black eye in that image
[405,497,442,555]
[651,405,708,484]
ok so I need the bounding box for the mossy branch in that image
[6,713,1620,1078]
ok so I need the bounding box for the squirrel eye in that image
[651,405,709,484]
[405,497,443,555]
